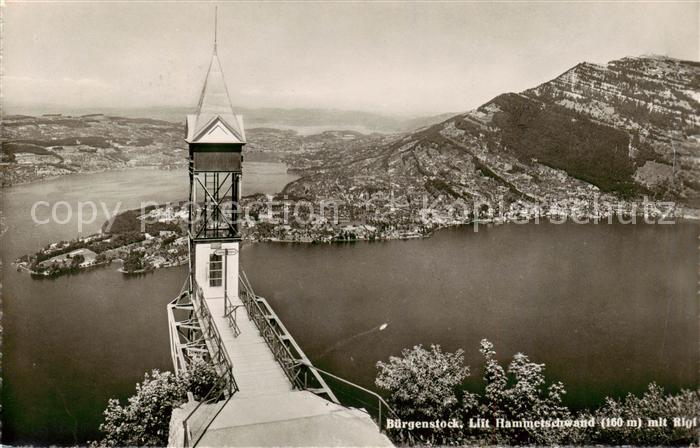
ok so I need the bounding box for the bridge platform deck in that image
[194,293,392,447]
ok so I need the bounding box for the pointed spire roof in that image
[186,12,245,144]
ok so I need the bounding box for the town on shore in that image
[14,191,690,278]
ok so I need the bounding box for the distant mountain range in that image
[3,104,456,135]
[5,56,699,208]
[292,56,699,207]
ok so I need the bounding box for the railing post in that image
[183,420,189,448]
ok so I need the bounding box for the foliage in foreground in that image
[585,383,700,446]
[376,344,469,444]
[93,360,221,447]
[376,339,699,446]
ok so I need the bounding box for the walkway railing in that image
[168,277,241,447]
[239,270,410,441]
[191,280,239,394]
[223,292,241,337]
[182,373,233,447]
[177,279,241,447]
[167,279,193,376]
[239,270,338,403]
[301,363,398,434]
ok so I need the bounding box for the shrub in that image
[583,383,700,446]
[94,362,222,447]
[471,339,574,445]
[375,344,469,444]
[96,370,186,447]
[181,359,222,401]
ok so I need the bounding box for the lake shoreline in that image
[2,164,188,189]
[15,210,699,280]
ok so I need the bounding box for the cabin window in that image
[209,253,223,287]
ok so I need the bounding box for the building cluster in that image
[15,206,189,277]
[1,114,186,186]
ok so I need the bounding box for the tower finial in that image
[214,6,218,52]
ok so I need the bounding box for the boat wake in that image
[318,322,389,358]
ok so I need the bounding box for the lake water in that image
[2,167,698,446]
[0,164,297,445]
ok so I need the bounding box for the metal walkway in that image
[206,294,292,398]
[167,273,394,447]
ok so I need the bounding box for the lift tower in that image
[185,29,245,334]
[166,11,247,388]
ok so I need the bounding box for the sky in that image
[3,1,698,117]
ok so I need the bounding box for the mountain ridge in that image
[286,55,700,213]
